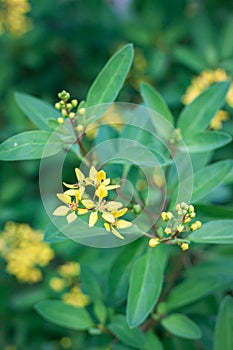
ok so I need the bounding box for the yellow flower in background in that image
[183,69,233,130]
[62,285,90,307]
[49,277,65,292]
[58,262,80,278]
[0,0,32,36]
[0,222,54,283]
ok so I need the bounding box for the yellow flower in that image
[161,212,174,221]
[103,208,132,239]
[164,227,172,235]
[149,238,160,247]
[58,262,80,278]
[190,221,202,231]
[0,222,54,283]
[62,285,90,308]
[49,277,65,292]
[210,110,229,130]
[181,242,189,251]
[53,190,84,223]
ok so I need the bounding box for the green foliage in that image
[190,220,233,244]
[87,44,134,107]
[34,300,94,330]
[161,314,202,340]
[214,296,233,350]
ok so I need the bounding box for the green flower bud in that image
[133,204,142,214]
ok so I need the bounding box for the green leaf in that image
[81,266,103,302]
[190,160,233,203]
[179,131,231,153]
[43,222,67,242]
[86,44,134,107]
[127,246,167,328]
[140,82,174,124]
[34,300,94,330]
[189,220,233,244]
[0,130,63,161]
[173,46,208,73]
[196,204,233,220]
[177,81,230,137]
[144,331,164,350]
[15,92,60,131]
[214,296,233,350]
[220,19,233,59]
[108,239,146,305]
[107,315,145,349]
[166,276,233,311]
[93,300,107,324]
[161,314,202,340]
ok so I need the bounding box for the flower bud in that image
[71,99,78,107]
[78,107,86,115]
[69,112,76,119]
[55,102,61,110]
[181,242,189,251]
[177,224,184,232]
[77,124,84,132]
[164,227,172,235]
[57,117,64,124]
[149,238,160,248]
[133,204,142,214]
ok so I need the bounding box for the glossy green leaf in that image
[161,314,202,340]
[0,130,63,160]
[214,296,233,350]
[81,266,103,302]
[15,92,60,131]
[107,315,145,349]
[86,44,133,107]
[177,81,230,137]
[140,82,174,124]
[166,276,233,311]
[144,331,164,350]
[127,246,167,328]
[93,300,107,324]
[190,160,233,202]
[173,46,208,73]
[189,220,233,244]
[196,204,233,220]
[179,131,231,153]
[34,300,94,330]
[108,239,146,305]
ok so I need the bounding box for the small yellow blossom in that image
[103,208,132,239]
[58,262,80,278]
[57,117,64,124]
[53,190,84,223]
[0,0,32,36]
[49,277,65,292]
[164,227,172,235]
[0,222,54,283]
[210,110,229,130]
[62,285,89,308]
[149,238,160,248]
[181,242,189,251]
[60,337,72,349]
[190,220,202,231]
[161,212,174,221]
[177,224,184,233]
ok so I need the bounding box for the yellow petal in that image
[95,185,108,199]
[63,182,79,189]
[78,208,88,215]
[67,212,77,223]
[75,189,83,202]
[75,168,85,182]
[102,178,110,186]
[105,201,123,211]
[82,199,96,209]
[116,220,132,229]
[102,212,115,223]
[96,170,106,185]
[111,227,124,239]
[53,206,70,216]
[89,166,97,179]
[64,189,79,196]
[89,211,98,227]
[104,223,111,232]
[112,208,128,218]
[57,193,72,204]
[105,185,120,190]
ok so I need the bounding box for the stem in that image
[69,119,92,165]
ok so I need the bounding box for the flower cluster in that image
[49,261,89,308]
[183,69,233,130]
[149,202,202,251]
[53,166,132,239]
[0,222,54,283]
[0,0,32,36]
[55,90,85,126]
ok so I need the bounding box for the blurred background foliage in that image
[0,0,233,349]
